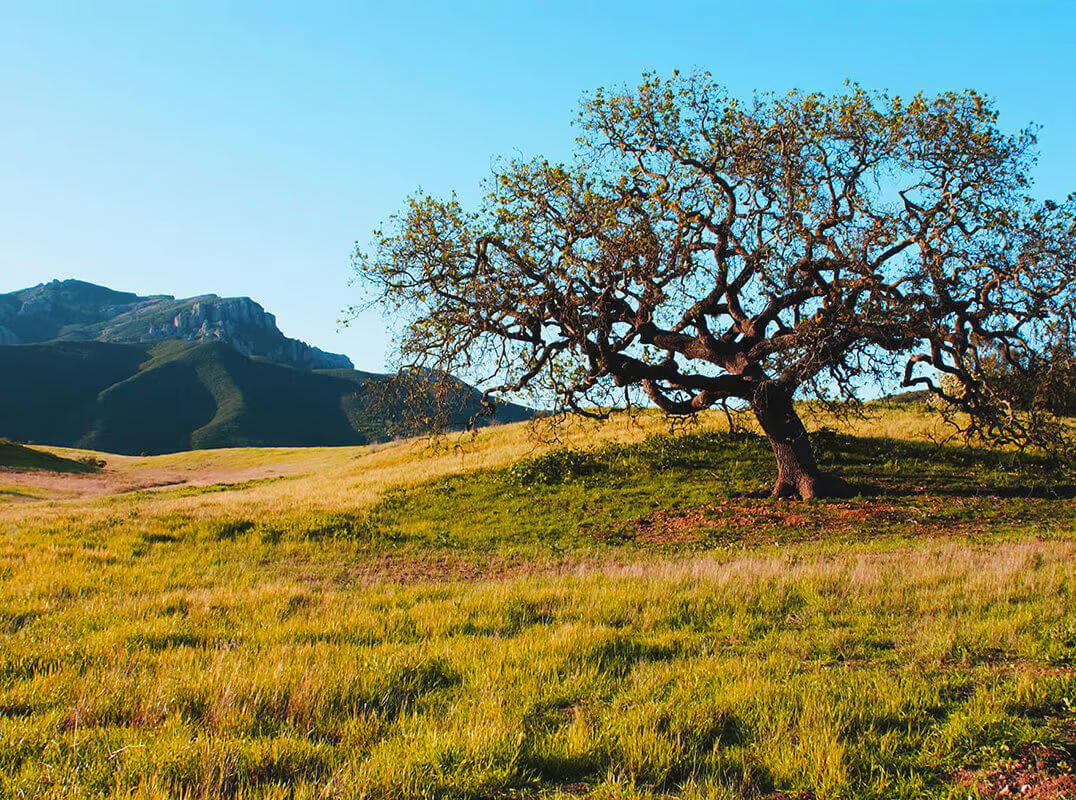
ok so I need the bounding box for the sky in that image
[2,1,1074,372]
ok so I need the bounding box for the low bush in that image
[504,429,766,487]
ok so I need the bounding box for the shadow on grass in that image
[811,432,1073,498]
[0,439,104,473]
[736,482,1076,500]
[506,428,1070,498]
[869,483,1076,499]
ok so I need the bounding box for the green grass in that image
[0,414,1074,798]
[370,430,1073,550]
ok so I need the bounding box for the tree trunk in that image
[750,382,854,500]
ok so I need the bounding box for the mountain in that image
[0,280,531,455]
[0,279,352,370]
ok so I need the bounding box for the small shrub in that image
[810,426,844,462]
[258,512,381,544]
[505,446,612,486]
[505,429,763,487]
[635,430,757,470]
[201,519,257,541]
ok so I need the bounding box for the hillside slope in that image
[0,339,531,454]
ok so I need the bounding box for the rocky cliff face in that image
[0,279,354,371]
[137,296,353,370]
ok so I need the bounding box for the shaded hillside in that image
[0,340,531,454]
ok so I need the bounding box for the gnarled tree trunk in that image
[750,382,854,500]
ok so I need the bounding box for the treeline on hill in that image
[0,339,530,455]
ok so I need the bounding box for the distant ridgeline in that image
[0,279,530,454]
[0,278,352,369]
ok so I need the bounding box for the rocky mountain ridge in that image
[0,279,353,370]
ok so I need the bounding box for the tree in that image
[354,74,1076,499]
[941,323,1076,418]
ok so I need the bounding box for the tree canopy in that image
[355,74,1076,498]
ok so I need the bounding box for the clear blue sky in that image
[2,1,1073,371]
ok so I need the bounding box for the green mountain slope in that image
[0,340,531,455]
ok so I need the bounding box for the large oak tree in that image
[355,74,1076,499]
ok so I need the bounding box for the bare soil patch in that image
[0,464,290,499]
[960,741,1076,798]
[624,500,907,544]
[621,495,1062,544]
[633,506,716,544]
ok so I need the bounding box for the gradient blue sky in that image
[2,1,1074,371]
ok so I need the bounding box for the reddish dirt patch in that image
[960,742,1076,799]
[633,507,716,544]
[620,494,1055,543]
[625,500,908,543]
[0,465,285,500]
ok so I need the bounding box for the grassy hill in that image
[0,408,1073,799]
[0,339,531,454]
[0,439,101,472]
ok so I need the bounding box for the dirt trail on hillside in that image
[0,464,293,500]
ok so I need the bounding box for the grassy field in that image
[1,406,1074,799]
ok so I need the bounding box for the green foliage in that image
[506,431,765,486]
[357,72,1076,469]
[506,445,614,485]
[373,427,1073,551]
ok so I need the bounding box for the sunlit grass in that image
[1,405,1073,798]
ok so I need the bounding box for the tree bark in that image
[750,382,854,500]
